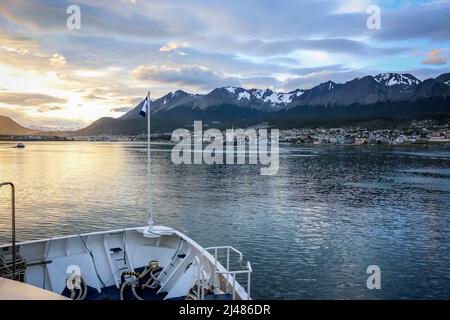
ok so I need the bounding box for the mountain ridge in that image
[1,72,449,136]
[73,71,450,134]
[0,115,36,136]
[121,72,449,119]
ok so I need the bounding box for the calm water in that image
[0,141,449,299]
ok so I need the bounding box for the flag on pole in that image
[139,95,150,117]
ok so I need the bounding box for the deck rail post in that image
[0,182,16,279]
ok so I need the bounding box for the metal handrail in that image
[0,182,16,279]
[204,246,252,300]
[205,246,243,273]
[212,261,252,300]
[193,256,207,300]
[217,262,252,275]
[205,246,243,262]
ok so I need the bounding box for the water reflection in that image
[0,141,449,299]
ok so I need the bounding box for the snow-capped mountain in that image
[373,73,421,86]
[286,74,425,107]
[123,72,444,119]
[73,72,450,135]
[207,87,305,111]
[226,87,304,108]
[122,86,306,117]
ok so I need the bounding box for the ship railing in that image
[0,182,17,280]
[204,246,252,300]
[193,256,207,300]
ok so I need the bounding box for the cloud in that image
[240,76,283,90]
[131,64,241,89]
[283,69,367,90]
[192,35,407,58]
[288,64,349,76]
[373,1,450,42]
[0,0,449,129]
[0,106,87,130]
[110,106,132,113]
[0,92,67,106]
[49,53,66,68]
[159,41,189,52]
[37,105,64,113]
[335,0,371,13]
[131,63,363,92]
[0,29,49,69]
[84,94,107,101]
[0,0,204,40]
[421,49,449,65]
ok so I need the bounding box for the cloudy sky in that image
[0,0,449,129]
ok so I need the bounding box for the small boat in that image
[16,143,25,148]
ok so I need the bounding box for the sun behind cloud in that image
[0,0,448,129]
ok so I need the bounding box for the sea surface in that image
[0,141,449,299]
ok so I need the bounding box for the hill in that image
[0,116,36,135]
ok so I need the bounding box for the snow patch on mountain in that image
[225,86,237,94]
[252,89,265,100]
[250,89,303,106]
[374,73,421,86]
[238,91,251,101]
[266,92,283,105]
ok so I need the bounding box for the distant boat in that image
[16,143,25,148]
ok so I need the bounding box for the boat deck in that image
[61,285,232,301]
[61,285,168,300]
[0,226,250,300]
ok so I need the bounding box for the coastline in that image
[1,137,449,148]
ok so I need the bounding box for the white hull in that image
[0,225,251,300]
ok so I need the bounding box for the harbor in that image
[1,141,449,299]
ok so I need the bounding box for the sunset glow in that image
[0,0,448,129]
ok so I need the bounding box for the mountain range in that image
[78,72,450,134]
[1,72,450,136]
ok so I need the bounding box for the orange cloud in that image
[421,49,449,65]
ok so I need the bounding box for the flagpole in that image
[147,90,153,228]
